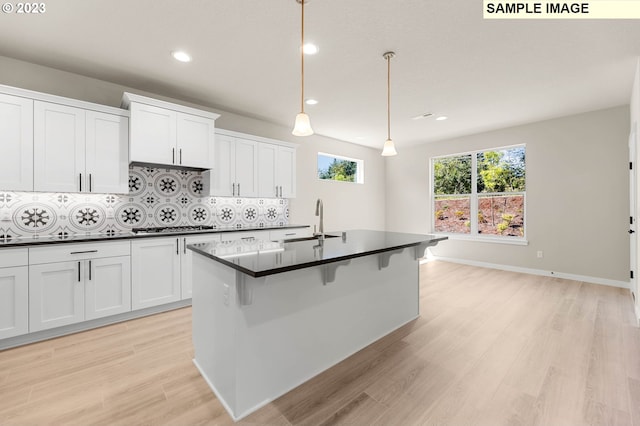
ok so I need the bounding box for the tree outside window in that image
[432,146,525,239]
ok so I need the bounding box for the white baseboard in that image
[422,256,630,289]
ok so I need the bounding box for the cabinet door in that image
[29,261,84,332]
[258,143,278,198]
[0,266,28,339]
[85,256,131,320]
[0,93,33,191]
[277,146,297,198]
[131,238,181,310]
[129,103,176,165]
[34,101,85,192]
[208,134,235,196]
[180,235,221,300]
[85,112,129,194]
[234,138,259,197]
[176,112,214,169]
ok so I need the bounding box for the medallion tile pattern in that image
[0,166,288,239]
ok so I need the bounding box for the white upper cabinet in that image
[34,101,86,193]
[258,143,278,198]
[0,84,129,194]
[177,112,215,169]
[0,93,33,191]
[207,129,297,198]
[34,101,129,194]
[276,145,297,198]
[129,102,176,165]
[234,138,259,197]
[123,93,219,169]
[85,111,129,194]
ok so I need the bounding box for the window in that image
[432,145,525,240]
[317,152,364,184]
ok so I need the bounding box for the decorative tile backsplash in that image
[0,166,289,239]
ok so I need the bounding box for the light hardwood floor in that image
[1,261,639,425]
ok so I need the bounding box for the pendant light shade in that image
[292,0,314,136]
[293,112,313,136]
[381,138,398,156]
[381,51,397,156]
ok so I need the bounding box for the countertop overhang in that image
[188,229,448,277]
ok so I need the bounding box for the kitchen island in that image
[188,229,447,421]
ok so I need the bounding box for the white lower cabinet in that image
[131,237,181,309]
[29,242,131,332]
[0,248,29,339]
[85,256,131,321]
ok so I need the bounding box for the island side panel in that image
[192,253,238,417]
[233,247,419,419]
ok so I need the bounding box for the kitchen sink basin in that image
[279,234,340,243]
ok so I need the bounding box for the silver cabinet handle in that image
[176,238,179,255]
[237,183,240,196]
[280,186,283,197]
[179,149,182,165]
[184,237,187,254]
[89,174,92,192]
[172,148,175,164]
[77,261,81,282]
[275,185,278,197]
[70,250,98,255]
[89,260,92,281]
[79,173,82,192]
[232,183,236,196]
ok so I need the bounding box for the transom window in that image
[317,152,364,184]
[432,145,526,240]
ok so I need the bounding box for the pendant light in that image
[292,0,314,136]
[381,51,398,156]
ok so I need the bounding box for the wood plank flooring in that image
[1,261,639,425]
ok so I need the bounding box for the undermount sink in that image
[279,234,340,243]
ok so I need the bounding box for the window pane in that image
[478,194,524,237]
[433,155,472,195]
[434,196,471,234]
[318,153,360,183]
[477,147,525,193]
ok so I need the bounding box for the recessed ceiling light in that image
[303,43,319,55]
[436,116,448,121]
[411,112,433,120]
[305,98,318,105]
[171,50,192,63]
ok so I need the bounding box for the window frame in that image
[430,144,527,245]
[317,152,365,184]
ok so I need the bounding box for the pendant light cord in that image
[387,53,391,141]
[300,0,305,114]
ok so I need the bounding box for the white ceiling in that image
[0,0,639,151]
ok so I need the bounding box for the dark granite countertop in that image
[188,229,448,277]
[0,224,310,249]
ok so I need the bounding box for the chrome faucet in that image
[314,198,324,240]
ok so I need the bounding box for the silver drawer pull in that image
[285,233,296,236]
[70,250,98,254]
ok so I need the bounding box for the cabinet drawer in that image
[30,241,131,264]
[269,228,311,241]
[218,230,269,242]
[0,248,28,268]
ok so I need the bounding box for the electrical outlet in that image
[223,283,230,306]
[537,251,543,258]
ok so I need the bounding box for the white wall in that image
[0,56,386,232]
[386,106,630,283]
